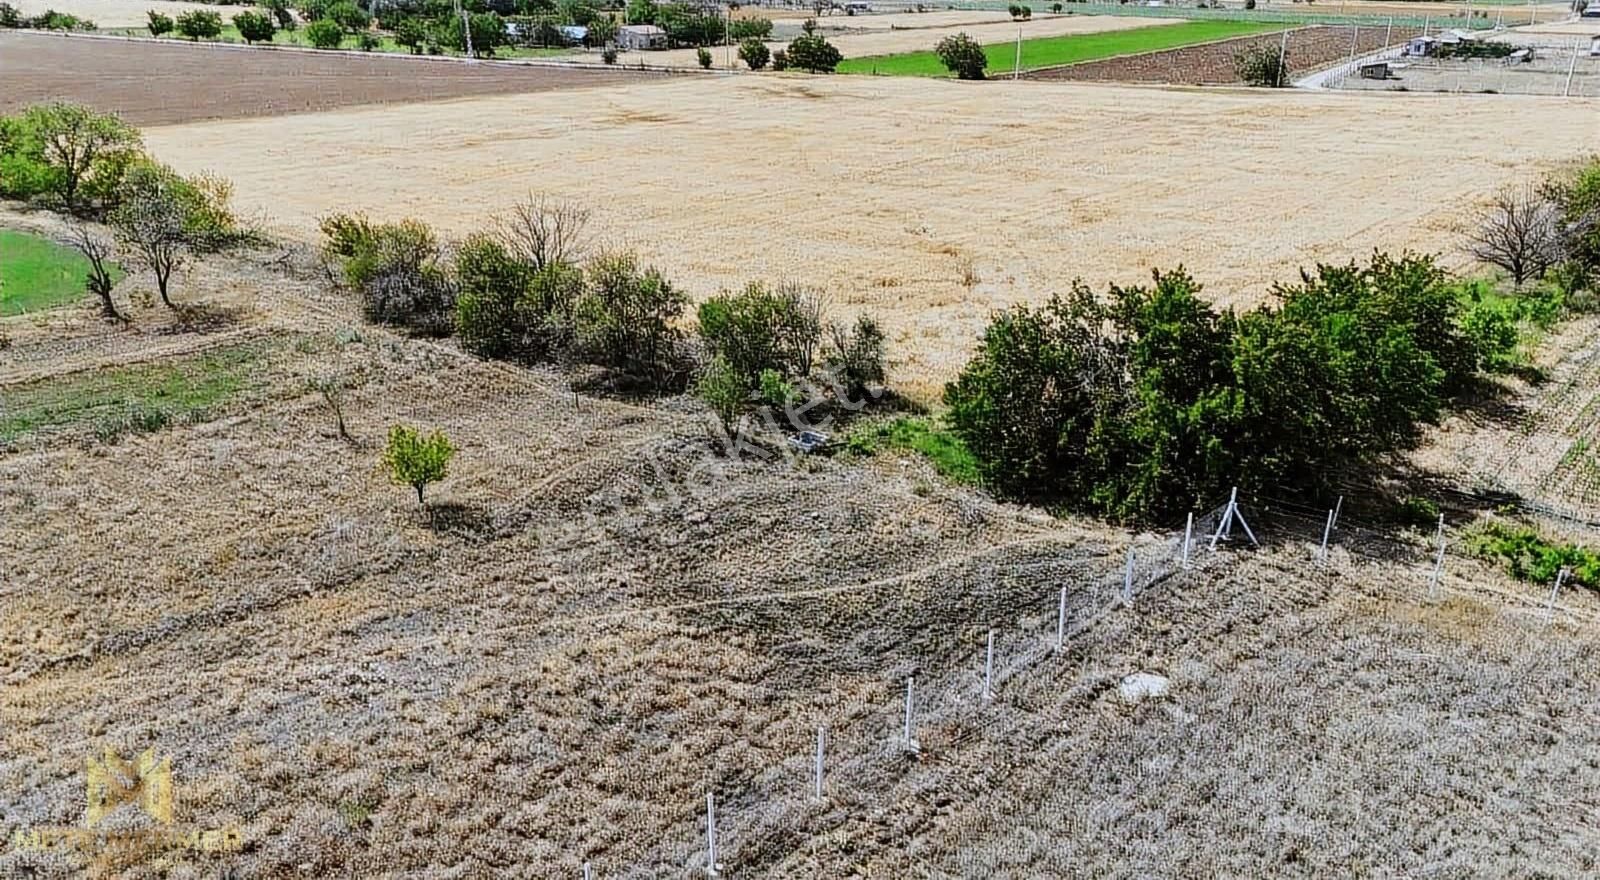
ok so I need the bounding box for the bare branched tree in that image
[497,194,592,270]
[1466,183,1566,286]
[68,223,123,321]
[111,165,190,308]
[310,374,353,443]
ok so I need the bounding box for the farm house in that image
[617,24,667,50]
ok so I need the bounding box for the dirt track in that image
[0,31,659,126]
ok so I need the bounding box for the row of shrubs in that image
[320,200,885,423]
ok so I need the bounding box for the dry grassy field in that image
[4,209,1600,876]
[142,75,1597,395]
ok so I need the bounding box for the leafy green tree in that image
[738,37,769,69]
[1545,157,1600,271]
[786,32,841,72]
[305,17,343,47]
[382,425,457,504]
[175,9,223,39]
[0,103,144,214]
[935,32,986,79]
[574,251,689,385]
[587,14,618,45]
[625,0,658,24]
[394,16,428,52]
[325,0,370,31]
[233,10,277,43]
[658,2,724,46]
[146,9,174,35]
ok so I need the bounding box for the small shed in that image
[617,24,667,50]
[1358,60,1390,79]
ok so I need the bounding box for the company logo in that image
[8,748,242,858]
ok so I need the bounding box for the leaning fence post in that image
[1546,567,1569,623]
[584,863,592,880]
[902,677,917,751]
[1332,495,1344,531]
[1182,512,1194,570]
[1318,508,1334,565]
[705,792,718,877]
[1210,487,1238,551]
[1055,586,1067,651]
[1428,513,1446,601]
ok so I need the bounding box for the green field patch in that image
[0,229,122,316]
[0,342,269,445]
[846,416,981,485]
[837,19,1284,77]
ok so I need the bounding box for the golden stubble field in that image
[144,76,1596,396]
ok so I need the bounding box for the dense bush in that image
[305,17,343,47]
[945,253,1493,520]
[454,234,581,362]
[935,32,986,80]
[319,213,455,333]
[697,281,824,388]
[0,2,19,26]
[147,9,174,35]
[1545,157,1600,273]
[573,252,689,385]
[739,37,769,70]
[234,10,277,43]
[1235,43,1288,87]
[176,9,224,39]
[326,0,371,31]
[824,314,886,397]
[786,32,842,72]
[697,46,712,68]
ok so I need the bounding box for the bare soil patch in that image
[0,31,660,126]
[1025,24,1418,83]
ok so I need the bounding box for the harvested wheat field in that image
[572,13,1176,68]
[0,32,658,127]
[144,75,1596,395]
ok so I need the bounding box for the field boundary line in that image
[6,28,721,76]
[1018,22,1303,76]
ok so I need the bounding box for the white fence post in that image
[705,792,718,877]
[1332,495,1344,531]
[983,629,995,700]
[1546,567,1569,622]
[1318,509,1334,565]
[1055,586,1067,651]
[814,725,826,800]
[1210,487,1238,551]
[584,863,592,880]
[1182,512,1194,570]
[1428,513,1446,601]
[1122,548,1135,605]
[903,677,916,751]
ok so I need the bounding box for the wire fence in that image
[526,482,1594,877]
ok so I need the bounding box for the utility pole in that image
[455,0,474,60]
[1564,37,1580,97]
[1014,27,1022,80]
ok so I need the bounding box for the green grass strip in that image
[0,343,266,444]
[837,19,1284,77]
[0,229,122,316]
